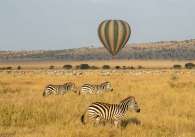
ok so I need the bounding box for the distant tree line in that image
[0,66,22,70]
[49,63,195,70]
[1,39,195,61]
[1,63,195,70]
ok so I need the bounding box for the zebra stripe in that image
[80,84,95,94]
[43,82,77,96]
[98,20,131,56]
[81,96,140,127]
[80,82,113,94]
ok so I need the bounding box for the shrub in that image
[115,66,121,69]
[17,66,22,70]
[75,65,80,70]
[102,65,111,69]
[128,66,135,69]
[0,67,5,70]
[6,67,12,70]
[185,63,195,69]
[90,66,99,70]
[173,64,182,69]
[49,65,55,69]
[63,65,72,69]
[122,66,127,69]
[138,65,144,69]
[80,64,90,69]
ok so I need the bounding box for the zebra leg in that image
[101,120,106,126]
[114,120,120,128]
[53,92,57,96]
[94,117,101,127]
[47,91,53,96]
[54,90,59,95]
[61,91,65,95]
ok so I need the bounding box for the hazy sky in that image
[0,0,195,50]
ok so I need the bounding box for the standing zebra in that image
[79,81,113,95]
[80,96,140,127]
[43,82,77,96]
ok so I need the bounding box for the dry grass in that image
[0,66,195,137]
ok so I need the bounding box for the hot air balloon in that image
[98,20,131,57]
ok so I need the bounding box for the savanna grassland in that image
[0,60,195,137]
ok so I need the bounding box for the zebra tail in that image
[78,89,81,95]
[43,91,46,97]
[81,114,85,124]
[80,111,87,124]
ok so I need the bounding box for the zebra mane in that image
[64,82,73,84]
[46,84,53,87]
[101,81,110,85]
[120,96,135,103]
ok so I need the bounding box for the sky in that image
[0,0,195,50]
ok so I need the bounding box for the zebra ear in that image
[130,98,135,103]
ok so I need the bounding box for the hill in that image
[0,39,195,61]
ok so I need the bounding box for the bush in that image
[122,66,127,70]
[102,65,111,69]
[115,66,121,69]
[6,67,12,70]
[90,66,99,70]
[17,66,22,70]
[128,66,135,69]
[75,65,80,70]
[63,65,72,69]
[49,65,55,69]
[138,65,144,69]
[173,64,182,69]
[185,63,195,69]
[79,64,90,69]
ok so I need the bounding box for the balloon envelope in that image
[98,20,131,56]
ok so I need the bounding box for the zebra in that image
[43,82,77,96]
[80,96,140,127]
[100,71,111,76]
[79,81,113,95]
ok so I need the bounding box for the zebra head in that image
[121,96,140,113]
[70,84,78,93]
[64,82,77,93]
[102,82,113,92]
[43,84,52,97]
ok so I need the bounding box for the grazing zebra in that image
[43,82,77,96]
[80,96,140,127]
[101,71,111,76]
[79,82,113,94]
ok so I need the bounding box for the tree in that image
[102,65,111,69]
[63,65,72,69]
